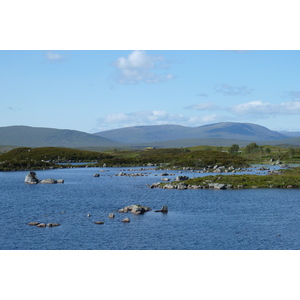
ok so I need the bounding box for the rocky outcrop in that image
[24,172,40,184]
[119,204,152,215]
[24,172,64,184]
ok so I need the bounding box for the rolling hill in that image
[0,123,298,149]
[94,122,288,144]
[0,126,121,148]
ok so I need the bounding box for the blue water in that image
[1,167,300,250]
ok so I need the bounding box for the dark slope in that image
[0,126,121,148]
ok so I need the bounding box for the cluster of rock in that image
[149,182,242,190]
[115,172,148,177]
[118,204,152,214]
[24,172,64,184]
[28,222,60,227]
[27,204,168,228]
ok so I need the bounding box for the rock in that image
[161,178,170,181]
[163,184,175,189]
[175,175,189,181]
[95,221,104,224]
[37,223,46,227]
[40,178,57,184]
[56,179,64,183]
[154,205,168,213]
[28,222,40,226]
[121,218,130,223]
[24,172,40,184]
[108,213,115,218]
[47,223,60,227]
[93,173,100,177]
[87,214,91,217]
[122,204,152,215]
[149,182,160,188]
[208,183,226,190]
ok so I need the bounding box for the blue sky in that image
[1,50,300,133]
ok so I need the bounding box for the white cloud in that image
[185,102,217,111]
[230,100,300,115]
[215,83,253,96]
[113,50,174,84]
[95,110,225,131]
[46,51,63,61]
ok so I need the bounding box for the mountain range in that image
[1,122,300,149]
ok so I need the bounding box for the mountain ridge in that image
[0,122,299,149]
[94,122,289,143]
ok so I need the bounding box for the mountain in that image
[94,122,289,144]
[279,131,300,138]
[0,126,120,148]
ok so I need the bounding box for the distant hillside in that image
[0,126,121,148]
[128,138,255,148]
[279,131,300,138]
[94,122,289,144]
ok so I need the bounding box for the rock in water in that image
[47,223,60,227]
[24,172,40,184]
[154,205,168,213]
[108,213,115,218]
[95,221,104,224]
[40,178,57,184]
[121,218,130,223]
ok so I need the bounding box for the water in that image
[1,166,300,250]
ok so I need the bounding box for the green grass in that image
[180,166,300,189]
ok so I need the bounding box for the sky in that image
[1,50,300,133]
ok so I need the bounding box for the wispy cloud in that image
[185,102,217,111]
[215,83,253,96]
[113,50,174,84]
[283,90,300,100]
[7,106,21,111]
[196,93,209,97]
[229,100,300,115]
[46,51,63,61]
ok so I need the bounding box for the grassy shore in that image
[172,166,300,189]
